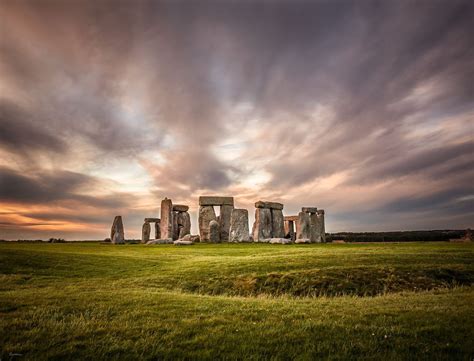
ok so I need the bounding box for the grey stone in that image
[146,238,173,245]
[173,240,194,245]
[111,216,125,244]
[309,213,321,243]
[284,215,299,221]
[229,209,250,242]
[296,212,311,240]
[177,211,191,239]
[295,238,311,244]
[219,204,234,241]
[172,204,189,212]
[190,235,201,243]
[317,210,326,243]
[144,217,160,223]
[252,208,272,241]
[209,220,220,243]
[199,196,234,206]
[160,198,173,239]
[155,222,161,239]
[269,238,292,244]
[198,206,217,242]
[172,211,180,240]
[141,222,151,243]
[259,238,272,243]
[271,209,285,238]
[255,201,283,210]
[284,220,296,241]
[302,207,318,214]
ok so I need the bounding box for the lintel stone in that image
[144,218,160,223]
[172,205,189,212]
[302,207,318,213]
[284,215,299,222]
[255,201,283,210]
[199,196,234,206]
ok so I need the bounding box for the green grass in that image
[0,242,473,360]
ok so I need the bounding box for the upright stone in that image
[209,220,220,243]
[296,212,311,240]
[229,209,250,242]
[160,198,173,240]
[309,213,321,243]
[317,210,326,242]
[271,209,285,238]
[142,222,151,243]
[177,211,191,239]
[111,216,125,244]
[155,220,161,239]
[284,220,296,240]
[198,206,217,242]
[172,211,180,240]
[252,208,272,241]
[219,205,234,242]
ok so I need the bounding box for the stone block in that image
[302,207,318,214]
[172,205,189,212]
[271,209,285,238]
[141,222,151,243]
[229,208,250,242]
[159,198,173,240]
[252,208,272,241]
[209,220,220,243]
[296,212,311,240]
[144,217,160,223]
[199,205,217,242]
[111,216,125,244]
[219,204,234,241]
[199,196,234,206]
[255,201,283,210]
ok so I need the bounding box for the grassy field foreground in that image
[0,242,473,360]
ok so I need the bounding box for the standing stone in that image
[209,220,220,243]
[142,222,151,243]
[172,211,180,240]
[160,198,173,240]
[219,204,234,242]
[284,220,296,241]
[199,206,217,242]
[252,208,272,241]
[271,209,285,238]
[309,213,321,243]
[317,210,326,243]
[177,211,191,239]
[155,220,161,239]
[296,212,311,240]
[229,209,250,242]
[111,216,125,244]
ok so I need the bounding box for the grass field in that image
[1,242,473,360]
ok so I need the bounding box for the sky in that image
[0,0,473,240]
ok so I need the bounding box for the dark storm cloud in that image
[0,0,473,237]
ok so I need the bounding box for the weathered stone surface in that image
[172,204,189,212]
[296,212,311,240]
[172,211,180,240]
[155,222,161,239]
[317,209,326,243]
[209,220,220,243]
[141,222,151,243]
[229,208,250,242]
[160,198,173,240]
[252,207,272,241]
[144,217,160,223]
[219,205,234,241]
[176,234,192,242]
[302,207,318,214]
[284,220,296,240]
[198,206,217,242]
[295,238,311,244]
[284,215,299,222]
[173,240,194,245]
[309,213,321,243]
[255,201,284,210]
[111,216,125,244]
[269,238,292,244]
[271,209,285,238]
[146,238,173,245]
[259,238,272,243]
[199,196,234,206]
[177,211,191,239]
[190,235,201,243]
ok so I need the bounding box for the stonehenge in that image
[198,196,235,242]
[252,201,285,242]
[111,216,125,244]
[111,197,326,246]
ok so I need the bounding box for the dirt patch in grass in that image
[180,267,474,297]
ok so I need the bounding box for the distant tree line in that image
[326,230,467,243]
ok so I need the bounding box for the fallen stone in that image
[255,201,284,210]
[219,204,234,241]
[199,196,234,206]
[172,204,189,212]
[111,216,125,244]
[146,238,173,245]
[160,198,173,239]
[295,238,311,244]
[209,220,220,243]
[258,238,272,243]
[229,208,250,242]
[198,205,217,242]
[252,207,272,241]
[269,238,292,244]
[173,240,194,245]
[271,209,285,238]
[141,222,151,243]
[144,217,160,223]
[190,235,201,243]
[302,207,318,214]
